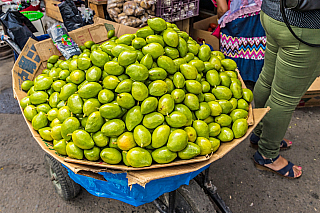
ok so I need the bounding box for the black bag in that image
[58,0,84,32]
[280,0,320,47]
[0,10,38,49]
[285,0,320,11]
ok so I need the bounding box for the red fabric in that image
[21,4,40,11]
[211,0,231,39]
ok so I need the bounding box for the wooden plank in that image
[174,18,190,34]
[89,0,108,5]
[89,2,105,18]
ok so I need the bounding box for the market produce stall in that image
[10,17,269,212]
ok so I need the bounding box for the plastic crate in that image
[156,0,199,22]
[21,11,44,22]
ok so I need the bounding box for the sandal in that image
[253,151,302,179]
[250,133,291,150]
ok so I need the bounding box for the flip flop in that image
[253,151,302,179]
[250,133,291,150]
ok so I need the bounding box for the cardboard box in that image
[297,77,320,108]
[12,19,269,186]
[44,0,63,22]
[192,15,219,51]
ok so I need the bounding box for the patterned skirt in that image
[220,13,266,82]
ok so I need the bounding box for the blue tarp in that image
[64,164,210,207]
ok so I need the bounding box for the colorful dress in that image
[217,0,266,82]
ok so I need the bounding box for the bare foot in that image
[281,138,292,148]
[262,155,302,178]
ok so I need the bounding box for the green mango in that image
[27,86,35,96]
[146,35,165,47]
[51,80,65,93]
[178,142,201,159]
[85,111,104,133]
[69,59,78,71]
[225,71,238,79]
[67,94,83,114]
[59,83,77,101]
[173,58,187,71]
[57,106,71,123]
[196,137,212,155]
[212,86,233,100]
[158,94,175,116]
[51,124,62,140]
[132,82,148,101]
[221,59,237,71]
[173,72,185,89]
[47,108,59,121]
[188,60,205,73]
[206,70,221,86]
[21,80,34,91]
[218,127,234,142]
[118,74,130,81]
[84,146,101,161]
[184,93,199,110]
[143,112,164,129]
[198,44,211,62]
[46,88,55,96]
[147,17,167,32]
[203,62,215,73]
[104,61,124,76]
[100,148,122,164]
[69,70,85,85]
[142,43,164,59]
[140,53,153,70]
[90,50,109,68]
[178,32,189,41]
[86,66,102,82]
[183,127,197,142]
[50,118,62,127]
[167,129,188,152]
[215,114,232,127]
[99,103,121,119]
[230,109,248,122]
[126,64,149,81]
[180,64,198,80]
[83,98,101,117]
[166,111,187,128]
[174,104,193,126]
[204,93,216,102]
[229,98,238,111]
[125,106,143,131]
[201,81,211,93]
[122,151,131,166]
[136,50,144,62]
[209,56,222,70]
[208,122,221,137]
[157,55,177,75]
[152,147,177,164]
[231,77,242,86]
[152,125,170,148]
[164,46,180,59]
[217,100,233,114]
[36,104,51,114]
[237,99,249,111]
[42,69,50,75]
[61,117,80,140]
[77,80,89,90]
[177,37,187,57]
[136,26,154,39]
[77,57,91,70]
[185,80,202,94]
[126,147,152,167]
[141,97,158,115]
[117,34,135,46]
[92,131,109,147]
[47,62,54,69]
[116,93,135,109]
[48,55,59,64]
[30,91,48,105]
[209,137,220,152]
[24,105,38,121]
[111,44,135,57]
[230,82,243,99]
[32,112,48,130]
[66,142,83,159]
[109,137,120,150]
[78,82,102,99]
[133,125,151,147]
[242,88,253,103]
[101,119,125,137]
[232,119,248,139]
[84,41,95,49]
[20,96,30,109]
[163,29,179,47]
[59,61,69,70]
[219,72,231,87]
[39,127,53,141]
[118,50,138,67]
[195,102,211,120]
[184,53,194,63]
[98,89,114,104]
[187,43,199,55]
[211,51,225,59]
[132,37,147,49]
[193,120,209,139]
[148,68,167,81]
[100,40,116,56]
[171,89,185,103]
[148,80,168,96]
[116,132,136,151]
[53,139,67,155]
[165,78,174,94]
[102,75,119,90]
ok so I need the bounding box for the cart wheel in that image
[159,179,216,213]
[44,154,81,200]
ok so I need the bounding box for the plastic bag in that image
[47,23,81,60]
[0,10,38,49]
[58,0,84,32]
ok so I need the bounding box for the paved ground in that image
[1,56,320,213]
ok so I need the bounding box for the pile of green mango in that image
[19,17,253,168]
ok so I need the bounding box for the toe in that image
[282,138,292,147]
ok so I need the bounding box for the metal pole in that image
[168,190,176,213]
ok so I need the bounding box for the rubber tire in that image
[44,154,81,200]
[159,179,216,213]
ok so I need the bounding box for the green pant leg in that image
[257,14,320,158]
